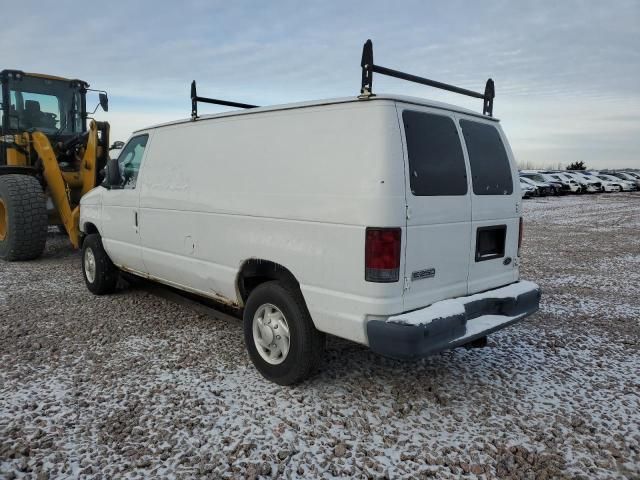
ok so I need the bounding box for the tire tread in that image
[244,281,325,385]
[82,234,119,295]
[0,175,48,261]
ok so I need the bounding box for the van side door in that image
[399,107,472,311]
[457,118,519,294]
[100,133,150,274]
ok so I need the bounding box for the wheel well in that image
[236,259,300,306]
[83,222,99,236]
[80,222,99,247]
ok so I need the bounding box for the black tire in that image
[243,281,325,385]
[0,174,48,261]
[82,233,119,295]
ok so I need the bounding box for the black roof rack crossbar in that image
[360,39,495,117]
[191,80,259,120]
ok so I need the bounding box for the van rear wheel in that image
[82,234,119,295]
[243,281,325,385]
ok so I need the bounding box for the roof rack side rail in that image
[359,39,495,117]
[190,80,259,120]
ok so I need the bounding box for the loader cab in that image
[0,70,90,165]
[0,70,87,134]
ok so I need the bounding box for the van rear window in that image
[460,120,513,195]
[402,111,468,196]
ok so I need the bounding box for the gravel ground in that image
[1,193,639,479]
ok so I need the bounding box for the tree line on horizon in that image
[517,160,587,171]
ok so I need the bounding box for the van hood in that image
[80,186,104,206]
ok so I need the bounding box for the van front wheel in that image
[243,281,325,385]
[82,234,119,295]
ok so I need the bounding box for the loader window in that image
[21,93,60,130]
[118,134,148,189]
[4,92,20,130]
[6,76,83,134]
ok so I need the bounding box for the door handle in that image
[134,211,138,227]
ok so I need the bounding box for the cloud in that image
[3,0,639,168]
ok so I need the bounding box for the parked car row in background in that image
[519,170,640,198]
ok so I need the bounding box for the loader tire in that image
[0,174,48,261]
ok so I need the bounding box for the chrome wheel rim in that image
[84,248,97,284]
[253,303,290,365]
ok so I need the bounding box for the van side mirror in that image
[99,93,109,112]
[105,158,122,188]
[109,140,124,150]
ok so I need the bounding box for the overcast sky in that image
[3,0,639,168]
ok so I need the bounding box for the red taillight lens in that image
[365,228,401,282]
[518,217,523,255]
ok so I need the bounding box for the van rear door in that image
[398,107,472,312]
[458,117,520,294]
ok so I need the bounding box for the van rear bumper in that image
[366,280,541,359]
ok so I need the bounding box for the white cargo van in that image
[79,41,540,384]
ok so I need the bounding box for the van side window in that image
[460,120,513,195]
[402,111,467,196]
[118,134,149,189]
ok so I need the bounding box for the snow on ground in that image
[1,192,639,479]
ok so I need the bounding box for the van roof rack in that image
[189,40,494,119]
[191,80,258,120]
[359,39,495,117]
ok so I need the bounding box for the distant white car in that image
[520,173,567,195]
[519,176,551,196]
[609,172,640,189]
[546,173,581,193]
[593,175,622,192]
[597,174,633,191]
[519,181,536,198]
[564,172,599,193]
[572,172,606,192]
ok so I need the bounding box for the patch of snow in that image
[388,281,539,326]
[389,298,465,326]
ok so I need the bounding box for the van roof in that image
[134,94,499,134]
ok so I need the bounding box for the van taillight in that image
[518,217,524,255]
[365,228,401,282]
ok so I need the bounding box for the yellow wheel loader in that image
[0,70,116,261]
